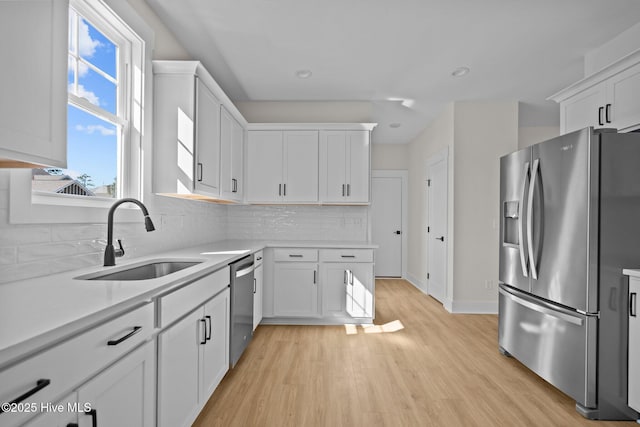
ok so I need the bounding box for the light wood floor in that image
[193,279,637,426]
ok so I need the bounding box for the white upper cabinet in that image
[153,61,247,202]
[550,52,640,134]
[0,0,68,168]
[220,106,244,202]
[247,130,319,203]
[194,78,221,197]
[320,130,371,204]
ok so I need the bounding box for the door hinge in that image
[427,179,431,186]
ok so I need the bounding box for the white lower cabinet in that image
[253,251,264,331]
[76,341,155,427]
[629,277,640,412]
[157,287,230,427]
[264,247,375,323]
[322,258,374,319]
[273,262,319,317]
[23,393,77,427]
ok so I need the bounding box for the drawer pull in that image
[341,255,356,258]
[631,292,637,317]
[0,379,51,413]
[85,409,97,427]
[289,254,303,258]
[107,326,142,346]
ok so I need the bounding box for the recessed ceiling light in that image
[295,69,312,79]
[451,66,470,77]
[389,123,401,128]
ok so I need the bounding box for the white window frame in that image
[10,0,146,224]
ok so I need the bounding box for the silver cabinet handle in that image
[313,270,317,284]
[344,270,348,284]
[527,158,539,280]
[342,184,345,196]
[347,184,350,196]
[518,161,530,277]
[283,183,286,196]
[278,183,282,196]
[197,163,203,182]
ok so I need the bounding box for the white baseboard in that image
[405,272,427,294]
[399,274,498,314]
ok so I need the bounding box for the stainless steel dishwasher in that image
[229,254,254,368]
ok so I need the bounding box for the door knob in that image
[394,230,402,235]
[436,236,444,242]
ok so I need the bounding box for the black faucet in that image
[104,198,156,266]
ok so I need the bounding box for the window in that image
[11,0,147,224]
[31,0,142,202]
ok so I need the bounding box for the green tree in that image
[77,173,94,188]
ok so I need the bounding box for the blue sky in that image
[64,14,118,189]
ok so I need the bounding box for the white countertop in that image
[0,239,375,369]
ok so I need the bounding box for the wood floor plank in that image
[192,278,637,426]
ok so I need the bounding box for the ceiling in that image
[145,0,640,144]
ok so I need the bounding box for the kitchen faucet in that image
[104,198,156,266]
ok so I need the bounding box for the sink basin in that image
[77,260,203,281]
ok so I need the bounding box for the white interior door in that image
[371,176,402,277]
[427,152,448,303]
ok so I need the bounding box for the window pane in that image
[67,104,118,197]
[69,9,77,54]
[79,17,117,79]
[68,54,75,92]
[76,65,117,114]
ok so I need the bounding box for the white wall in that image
[371,144,409,170]
[406,103,454,293]
[405,101,518,313]
[518,126,559,149]
[585,21,640,76]
[452,101,518,309]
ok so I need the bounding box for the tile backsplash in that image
[0,169,369,284]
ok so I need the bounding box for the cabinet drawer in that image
[273,248,318,262]
[0,303,153,427]
[319,249,373,263]
[158,267,230,328]
[254,250,264,266]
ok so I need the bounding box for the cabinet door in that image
[273,263,319,317]
[253,264,264,330]
[320,131,347,202]
[322,263,349,317]
[0,0,67,168]
[608,62,640,132]
[77,341,155,427]
[560,84,606,134]
[231,118,244,200]
[220,107,243,201]
[200,289,230,403]
[346,263,375,318]
[219,106,234,199]
[247,131,283,202]
[157,309,202,427]
[194,79,221,197]
[283,131,318,202]
[23,393,78,427]
[346,130,370,203]
[629,278,640,412]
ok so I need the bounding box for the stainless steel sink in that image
[77,260,203,281]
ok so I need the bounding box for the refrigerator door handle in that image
[518,161,530,277]
[527,158,540,280]
[499,286,584,326]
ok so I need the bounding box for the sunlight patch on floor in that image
[344,320,404,335]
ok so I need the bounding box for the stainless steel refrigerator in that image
[499,127,640,420]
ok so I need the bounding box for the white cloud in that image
[78,18,102,58]
[69,83,100,106]
[75,124,116,136]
